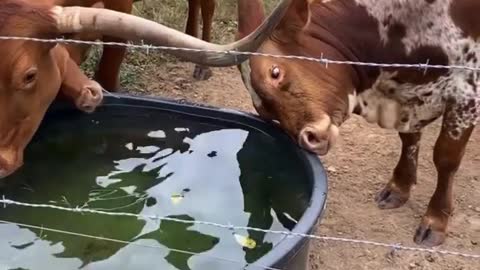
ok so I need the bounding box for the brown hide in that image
[0,0,289,179]
[52,0,134,92]
[185,0,216,80]
[0,0,103,179]
[237,0,357,154]
[237,0,455,153]
[59,0,217,83]
[236,0,479,248]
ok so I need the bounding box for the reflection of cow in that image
[0,0,290,179]
[229,0,480,247]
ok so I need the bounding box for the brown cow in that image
[232,0,479,247]
[186,0,216,80]
[54,0,136,92]
[0,0,103,179]
[0,0,291,180]
[62,0,218,85]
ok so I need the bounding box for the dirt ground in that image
[82,0,479,269]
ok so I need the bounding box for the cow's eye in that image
[22,68,38,88]
[271,66,281,79]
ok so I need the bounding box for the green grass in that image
[80,0,278,91]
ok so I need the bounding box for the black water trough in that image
[1,94,328,270]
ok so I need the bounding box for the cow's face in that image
[0,2,62,178]
[241,40,357,156]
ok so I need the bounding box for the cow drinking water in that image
[233,0,479,247]
[0,0,291,179]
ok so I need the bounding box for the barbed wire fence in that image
[0,34,479,269]
[0,219,283,270]
[2,35,480,72]
[0,197,478,260]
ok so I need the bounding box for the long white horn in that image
[51,0,291,66]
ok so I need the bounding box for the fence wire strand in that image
[0,219,281,270]
[1,197,479,260]
[1,35,480,72]
[0,35,479,265]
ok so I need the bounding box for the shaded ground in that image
[82,1,480,269]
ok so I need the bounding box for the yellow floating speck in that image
[170,194,184,205]
[234,234,256,249]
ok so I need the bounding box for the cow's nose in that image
[0,150,22,179]
[298,119,339,156]
[299,126,330,155]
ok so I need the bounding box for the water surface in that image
[0,105,311,270]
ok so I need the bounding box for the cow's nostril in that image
[298,126,331,156]
[306,131,320,145]
[88,87,99,98]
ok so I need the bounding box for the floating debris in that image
[207,151,217,158]
[283,212,298,224]
[147,130,166,138]
[174,127,190,132]
[234,234,256,249]
[125,143,133,150]
[170,194,184,205]
[136,145,160,154]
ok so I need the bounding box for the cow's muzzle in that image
[0,149,23,179]
[298,116,339,156]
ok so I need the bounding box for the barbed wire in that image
[1,35,480,72]
[1,34,479,264]
[1,197,479,260]
[0,219,281,270]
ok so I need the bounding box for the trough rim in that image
[49,93,329,270]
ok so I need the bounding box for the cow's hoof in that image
[193,65,213,81]
[76,81,104,113]
[413,218,447,247]
[374,183,409,209]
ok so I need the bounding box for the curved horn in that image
[50,0,291,67]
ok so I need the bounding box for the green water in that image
[0,105,311,270]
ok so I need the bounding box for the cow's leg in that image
[63,41,92,66]
[375,132,421,209]
[60,57,103,113]
[93,0,133,92]
[186,0,200,38]
[62,2,105,65]
[192,0,215,80]
[414,108,475,247]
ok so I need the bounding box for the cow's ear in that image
[284,0,309,29]
[236,0,266,40]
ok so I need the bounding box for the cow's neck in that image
[304,0,410,93]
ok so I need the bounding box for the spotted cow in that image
[232,0,480,247]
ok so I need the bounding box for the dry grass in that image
[80,0,278,91]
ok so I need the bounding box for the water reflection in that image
[0,107,309,270]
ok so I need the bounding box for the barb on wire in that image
[422,59,430,75]
[1,35,480,72]
[0,198,479,260]
[0,219,280,270]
